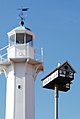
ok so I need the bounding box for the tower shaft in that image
[6,61,36,119]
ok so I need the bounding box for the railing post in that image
[0,54,2,62]
[41,48,44,62]
[0,45,9,62]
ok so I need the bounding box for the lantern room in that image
[8,25,35,46]
[7,25,35,60]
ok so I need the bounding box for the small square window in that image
[18,85,21,89]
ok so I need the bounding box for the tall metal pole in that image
[54,85,58,119]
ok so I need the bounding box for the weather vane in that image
[18,8,29,26]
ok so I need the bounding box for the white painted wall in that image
[5,62,35,119]
[14,63,25,119]
[25,63,35,119]
[5,65,15,119]
[7,45,34,59]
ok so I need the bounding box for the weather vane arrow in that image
[18,7,29,26]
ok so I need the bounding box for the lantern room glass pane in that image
[10,35,15,46]
[16,33,33,46]
[26,34,32,43]
[16,33,24,44]
[26,34,33,46]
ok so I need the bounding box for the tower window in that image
[18,85,21,89]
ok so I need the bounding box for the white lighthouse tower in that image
[0,10,44,119]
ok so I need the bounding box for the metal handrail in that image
[34,47,44,62]
[0,45,9,51]
[0,45,44,63]
[1,53,7,61]
[0,45,9,62]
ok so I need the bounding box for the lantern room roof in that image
[12,25,31,31]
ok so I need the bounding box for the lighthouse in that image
[0,9,44,119]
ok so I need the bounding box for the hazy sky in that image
[0,0,80,119]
